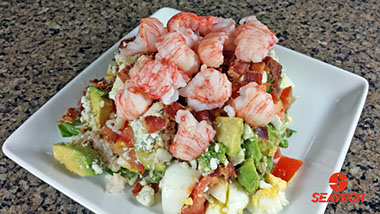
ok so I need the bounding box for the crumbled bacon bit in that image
[117,64,132,83]
[131,182,144,196]
[58,107,81,123]
[255,126,269,141]
[132,183,159,196]
[249,61,266,72]
[142,115,169,134]
[210,162,237,181]
[80,128,89,134]
[245,71,263,85]
[90,78,113,92]
[164,102,185,120]
[82,86,89,95]
[271,81,282,103]
[194,110,212,123]
[119,37,136,50]
[227,69,241,79]
[228,57,250,79]
[149,183,159,193]
[231,81,244,99]
[263,56,282,82]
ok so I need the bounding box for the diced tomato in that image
[181,176,220,214]
[280,86,293,110]
[274,147,281,160]
[101,125,117,143]
[271,155,303,182]
[274,100,286,120]
[127,149,145,173]
[111,123,145,173]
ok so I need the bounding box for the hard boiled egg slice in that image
[161,163,201,214]
[208,178,228,204]
[227,180,249,214]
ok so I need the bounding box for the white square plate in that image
[2,7,368,214]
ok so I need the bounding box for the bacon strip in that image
[142,115,169,134]
[255,126,269,141]
[263,56,282,82]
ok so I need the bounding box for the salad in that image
[54,12,303,214]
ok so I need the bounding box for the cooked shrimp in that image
[234,16,279,63]
[168,12,235,36]
[170,110,216,161]
[198,16,235,35]
[232,82,275,127]
[130,59,189,104]
[167,12,200,33]
[197,25,235,68]
[156,31,201,77]
[115,83,152,121]
[180,65,232,111]
[128,55,152,78]
[119,18,166,56]
[175,27,201,50]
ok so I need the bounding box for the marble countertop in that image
[1,0,378,213]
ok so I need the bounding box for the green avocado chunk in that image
[257,125,281,157]
[237,159,260,193]
[135,150,166,172]
[53,142,102,176]
[214,117,244,157]
[242,137,262,165]
[88,85,114,127]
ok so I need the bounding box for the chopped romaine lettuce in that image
[149,170,164,183]
[105,167,136,180]
[58,119,82,137]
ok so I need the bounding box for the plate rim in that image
[2,7,369,214]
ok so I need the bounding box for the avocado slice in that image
[53,142,102,176]
[88,85,114,127]
[257,125,281,157]
[214,117,244,157]
[135,150,166,172]
[237,159,260,193]
[242,138,262,165]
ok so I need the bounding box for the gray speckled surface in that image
[1,0,379,213]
